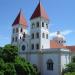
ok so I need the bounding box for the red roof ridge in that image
[12,9,27,28]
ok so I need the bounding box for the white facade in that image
[11,3,71,75]
[11,24,30,56]
[11,18,71,75]
[20,49,70,75]
[30,17,50,50]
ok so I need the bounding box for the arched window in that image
[22,45,26,51]
[31,44,34,50]
[42,33,45,38]
[16,28,18,33]
[31,33,34,39]
[42,22,44,27]
[36,44,39,49]
[46,24,48,29]
[15,37,18,42]
[46,34,48,39]
[36,22,39,28]
[32,23,35,28]
[12,37,14,42]
[20,37,21,39]
[47,59,54,70]
[36,32,39,38]
[23,32,25,38]
[20,28,23,32]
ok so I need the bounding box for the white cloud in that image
[49,32,57,37]
[61,30,73,35]
[49,30,73,37]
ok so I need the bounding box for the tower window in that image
[46,34,48,39]
[42,33,45,38]
[46,24,48,29]
[42,22,44,27]
[32,23,35,28]
[15,37,18,42]
[36,22,39,27]
[16,28,18,33]
[23,32,25,38]
[31,33,34,39]
[36,32,39,38]
[31,44,34,50]
[47,59,54,70]
[21,28,23,32]
[36,44,39,49]
[12,37,14,42]
[22,45,26,51]
[20,37,21,39]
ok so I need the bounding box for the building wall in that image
[24,49,70,75]
[12,24,30,57]
[42,53,60,75]
[30,17,50,50]
[29,53,59,75]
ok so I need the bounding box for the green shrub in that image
[0,44,38,75]
[64,72,75,75]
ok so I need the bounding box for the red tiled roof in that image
[66,46,75,52]
[50,40,75,52]
[12,10,27,27]
[30,2,49,20]
[50,40,66,49]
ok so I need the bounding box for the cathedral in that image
[11,2,75,75]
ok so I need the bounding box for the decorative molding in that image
[19,49,70,55]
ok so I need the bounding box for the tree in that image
[66,63,75,72]
[2,44,18,62]
[15,56,37,75]
[0,44,37,75]
[0,58,4,75]
[0,47,3,58]
[4,63,16,75]
[63,63,75,75]
[72,56,75,63]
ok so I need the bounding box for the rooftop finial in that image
[39,0,41,3]
[57,31,60,35]
[20,8,22,13]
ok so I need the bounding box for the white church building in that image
[11,2,74,75]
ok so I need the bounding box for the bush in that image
[64,72,75,75]
[0,44,38,75]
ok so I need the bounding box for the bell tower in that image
[11,10,29,52]
[30,2,50,50]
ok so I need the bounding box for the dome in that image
[53,31,66,41]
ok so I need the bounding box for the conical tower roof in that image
[30,2,49,20]
[12,10,27,28]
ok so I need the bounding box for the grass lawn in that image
[64,72,75,75]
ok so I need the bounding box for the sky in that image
[0,0,75,46]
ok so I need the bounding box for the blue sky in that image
[0,0,75,46]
